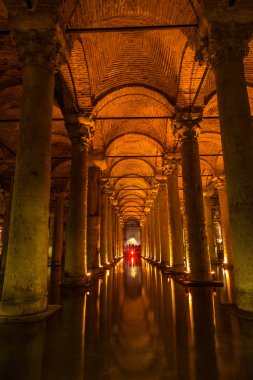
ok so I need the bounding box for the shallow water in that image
[0,258,252,380]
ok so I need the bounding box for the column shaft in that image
[0,187,13,274]
[158,183,170,266]
[51,193,65,266]
[215,50,253,309]
[1,64,54,315]
[100,189,108,265]
[167,172,184,271]
[107,202,113,263]
[63,139,89,286]
[87,166,101,271]
[181,138,210,280]
[203,195,216,263]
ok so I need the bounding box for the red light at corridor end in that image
[131,250,134,255]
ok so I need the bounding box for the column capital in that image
[52,186,66,198]
[211,175,226,190]
[101,179,110,193]
[196,19,253,68]
[11,14,67,72]
[162,157,179,176]
[173,107,202,143]
[155,177,167,189]
[67,116,94,150]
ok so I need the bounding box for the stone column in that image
[51,191,65,267]
[107,198,113,263]
[0,17,66,316]
[150,203,156,261]
[48,211,55,263]
[63,119,91,286]
[174,108,211,281]
[212,176,233,266]
[145,217,150,259]
[203,188,217,263]
[197,19,253,310]
[0,189,13,275]
[154,194,161,262]
[163,159,184,272]
[87,166,101,271]
[100,181,109,266]
[157,179,170,267]
[140,218,146,257]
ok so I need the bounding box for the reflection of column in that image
[100,182,109,265]
[203,189,217,263]
[212,176,233,266]
[87,166,101,271]
[191,288,218,379]
[174,109,211,281]
[42,292,86,380]
[0,18,66,316]
[163,159,184,272]
[52,192,65,267]
[0,323,44,380]
[63,120,91,286]
[198,21,253,309]
[157,180,170,266]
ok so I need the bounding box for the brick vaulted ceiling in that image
[0,1,253,222]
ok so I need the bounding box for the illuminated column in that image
[163,158,184,272]
[197,19,253,310]
[48,211,55,263]
[107,196,113,263]
[180,202,188,270]
[100,181,109,265]
[174,108,211,281]
[150,187,160,262]
[146,217,150,259]
[203,188,217,263]
[157,179,170,267]
[51,191,65,267]
[140,216,146,257]
[87,166,101,271]
[63,118,91,286]
[0,15,66,317]
[212,176,233,266]
[150,203,156,261]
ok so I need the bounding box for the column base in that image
[179,279,224,287]
[0,304,61,323]
[61,275,90,288]
[222,262,234,269]
[50,261,62,267]
[221,303,253,320]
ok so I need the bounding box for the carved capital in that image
[196,20,253,68]
[67,119,92,150]
[211,175,226,190]
[173,107,202,143]
[101,179,110,193]
[163,157,179,176]
[12,26,67,72]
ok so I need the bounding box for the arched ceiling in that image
[0,0,253,222]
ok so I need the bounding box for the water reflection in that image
[0,259,252,380]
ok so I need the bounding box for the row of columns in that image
[141,140,233,281]
[0,6,253,319]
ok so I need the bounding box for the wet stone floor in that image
[0,258,253,380]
